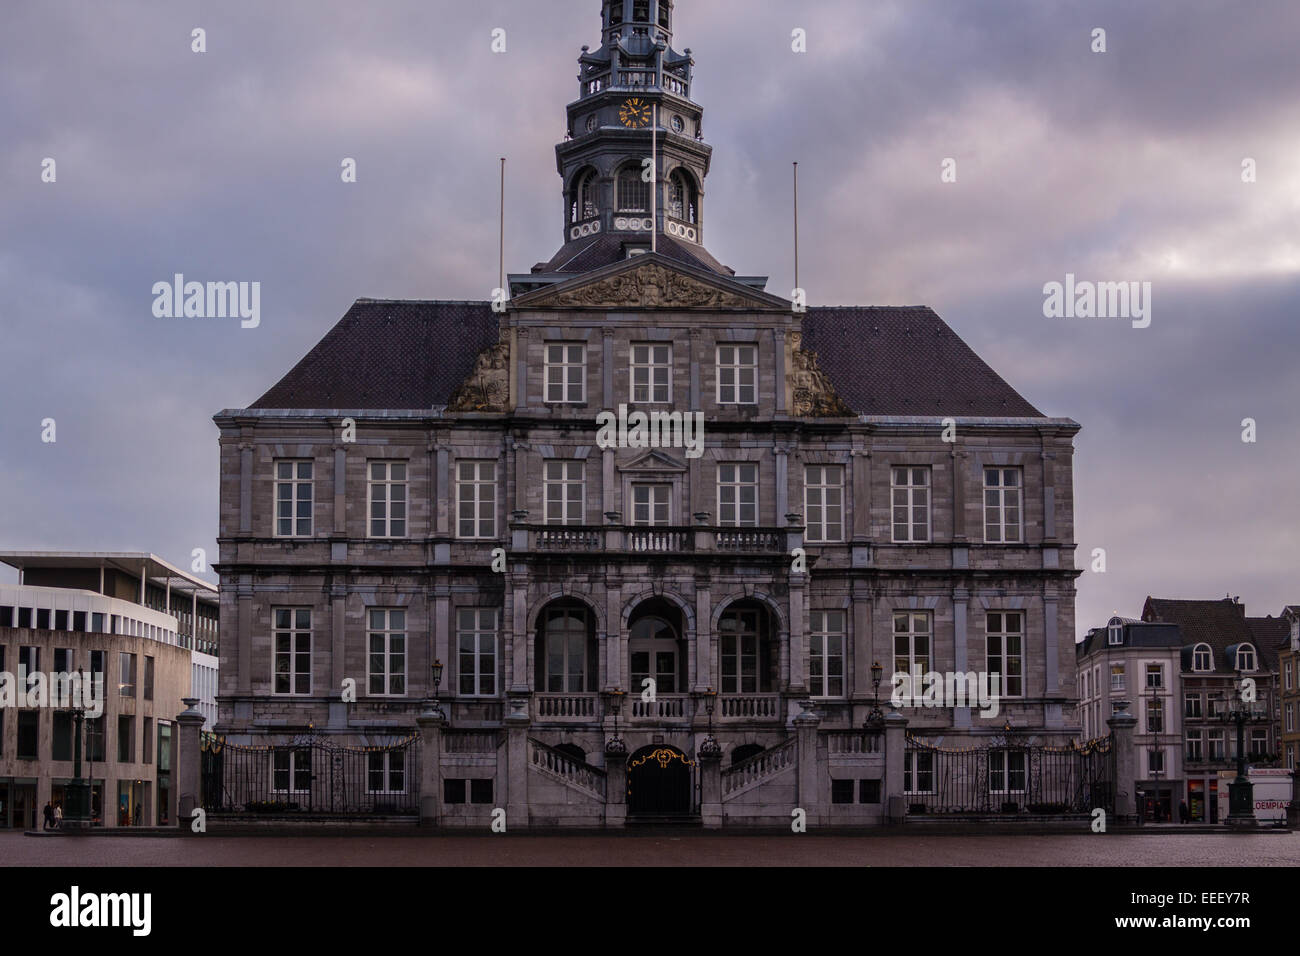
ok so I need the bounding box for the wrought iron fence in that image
[903,734,1114,815]
[200,731,420,816]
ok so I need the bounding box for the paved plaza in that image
[2,830,1295,867]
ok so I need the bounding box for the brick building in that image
[212,0,1083,826]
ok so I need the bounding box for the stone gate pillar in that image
[699,741,722,829]
[795,703,823,825]
[882,707,909,824]
[605,749,628,828]
[416,709,444,825]
[1107,699,1138,824]
[175,698,206,830]
[505,694,530,829]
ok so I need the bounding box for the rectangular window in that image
[0,606,10,627]
[36,608,50,630]
[272,749,312,793]
[904,752,934,794]
[630,344,671,403]
[831,779,855,804]
[367,609,407,697]
[1250,728,1268,756]
[19,646,39,692]
[1284,660,1292,690]
[893,611,932,676]
[1185,693,1202,718]
[859,779,882,804]
[1149,749,1164,775]
[716,344,757,405]
[986,611,1024,698]
[443,779,467,804]
[119,652,137,698]
[144,656,155,701]
[1186,731,1203,762]
[53,712,74,761]
[17,711,39,760]
[273,608,312,695]
[142,717,153,765]
[367,751,407,794]
[545,343,586,403]
[456,461,497,538]
[91,612,105,633]
[544,460,586,525]
[86,716,106,762]
[367,461,408,538]
[53,648,71,673]
[117,715,134,763]
[632,483,671,526]
[1287,703,1294,734]
[73,610,86,631]
[458,609,498,697]
[717,463,758,527]
[1146,698,1164,734]
[989,750,1027,793]
[891,467,931,543]
[275,460,314,537]
[1110,663,1125,691]
[809,610,846,698]
[1145,663,1163,689]
[983,468,1022,543]
[54,609,68,630]
[805,465,844,543]
[470,779,493,804]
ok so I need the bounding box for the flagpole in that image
[651,104,658,254]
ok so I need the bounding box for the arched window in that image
[1192,643,1213,672]
[1236,643,1257,672]
[617,165,650,213]
[536,600,597,692]
[570,170,598,223]
[1107,618,1123,646]
[667,170,696,224]
[718,601,776,694]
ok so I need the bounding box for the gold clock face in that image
[618,97,652,128]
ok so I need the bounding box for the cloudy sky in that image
[1,0,1296,637]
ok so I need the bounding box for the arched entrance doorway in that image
[627,745,694,815]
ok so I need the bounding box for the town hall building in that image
[211,0,1087,827]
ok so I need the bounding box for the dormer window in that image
[1236,643,1257,672]
[1107,621,1122,646]
[1192,643,1212,672]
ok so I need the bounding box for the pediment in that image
[512,254,789,312]
[620,449,688,472]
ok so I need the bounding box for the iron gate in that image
[201,732,420,815]
[903,734,1115,815]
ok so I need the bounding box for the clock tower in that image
[555,0,712,253]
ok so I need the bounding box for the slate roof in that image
[1247,615,1291,652]
[249,300,498,410]
[531,232,733,276]
[245,292,1045,418]
[802,307,1042,417]
[1075,621,1182,659]
[1141,597,1279,672]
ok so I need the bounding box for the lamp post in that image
[603,688,627,756]
[63,667,90,829]
[429,660,445,720]
[1217,673,1266,827]
[1146,682,1164,823]
[865,661,885,726]
[698,687,721,757]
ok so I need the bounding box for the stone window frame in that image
[544,342,587,404]
[273,458,315,538]
[982,466,1023,544]
[889,465,931,544]
[715,343,758,405]
[543,459,587,526]
[629,342,672,404]
[985,610,1024,699]
[455,460,498,539]
[716,461,759,527]
[805,463,845,544]
[808,608,846,699]
[272,607,313,697]
[366,460,409,539]
[366,607,407,698]
[457,607,500,698]
[892,609,932,678]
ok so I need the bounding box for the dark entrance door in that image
[627,746,694,815]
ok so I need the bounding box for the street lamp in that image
[429,660,445,720]
[603,688,627,755]
[1216,673,1266,827]
[698,687,721,757]
[865,661,885,726]
[63,666,90,829]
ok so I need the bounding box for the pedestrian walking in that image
[54,803,63,829]
[42,803,54,831]
[1179,800,1189,824]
